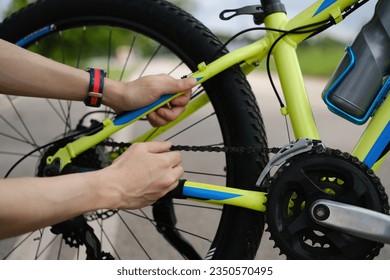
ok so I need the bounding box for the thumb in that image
[160,76,196,94]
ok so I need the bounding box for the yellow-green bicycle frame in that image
[47,0,389,212]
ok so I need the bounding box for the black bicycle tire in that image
[0,0,268,259]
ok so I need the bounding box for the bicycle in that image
[0,0,389,260]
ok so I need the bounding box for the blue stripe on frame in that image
[314,0,337,16]
[183,186,242,201]
[364,121,390,167]
[113,94,175,126]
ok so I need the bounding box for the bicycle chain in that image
[102,140,281,154]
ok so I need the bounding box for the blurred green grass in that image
[253,36,346,77]
[221,33,347,77]
[296,37,346,77]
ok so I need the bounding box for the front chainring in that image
[265,146,389,259]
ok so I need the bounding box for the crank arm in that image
[311,199,390,244]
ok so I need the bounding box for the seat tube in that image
[263,7,320,140]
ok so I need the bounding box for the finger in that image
[164,150,182,167]
[165,166,184,193]
[159,106,185,120]
[138,141,172,153]
[165,76,196,93]
[167,180,180,195]
[147,107,185,127]
[169,91,191,107]
[172,164,184,180]
[146,111,166,127]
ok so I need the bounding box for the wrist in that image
[91,168,123,210]
[102,78,126,112]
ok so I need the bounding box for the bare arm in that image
[0,39,94,101]
[0,142,182,239]
[0,39,195,239]
[0,38,195,125]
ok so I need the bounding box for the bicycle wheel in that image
[0,0,268,259]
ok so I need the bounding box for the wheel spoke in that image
[76,26,87,68]
[121,209,213,243]
[0,150,39,157]
[119,33,137,81]
[5,97,38,149]
[138,44,162,78]
[0,115,36,146]
[106,26,113,78]
[116,212,152,259]
[165,112,216,141]
[184,170,226,178]
[35,234,61,259]
[168,61,185,75]
[94,217,122,259]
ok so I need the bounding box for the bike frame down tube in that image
[352,95,390,171]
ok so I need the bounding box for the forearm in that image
[0,142,183,239]
[0,39,123,108]
[0,171,116,239]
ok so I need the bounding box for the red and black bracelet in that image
[84,68,106,107]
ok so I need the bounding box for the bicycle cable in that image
[263,0,371,108]
[215,0,369,110]
[211,19,334,109]
[265,19,334,108]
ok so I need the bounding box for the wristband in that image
[84,68,106,107]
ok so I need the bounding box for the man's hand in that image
[107,74,196,126]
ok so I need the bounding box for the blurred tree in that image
[170,0,196,11]
[4,0,198,69]
[5,0,33,16]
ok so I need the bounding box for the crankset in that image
[264,145,390,259]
